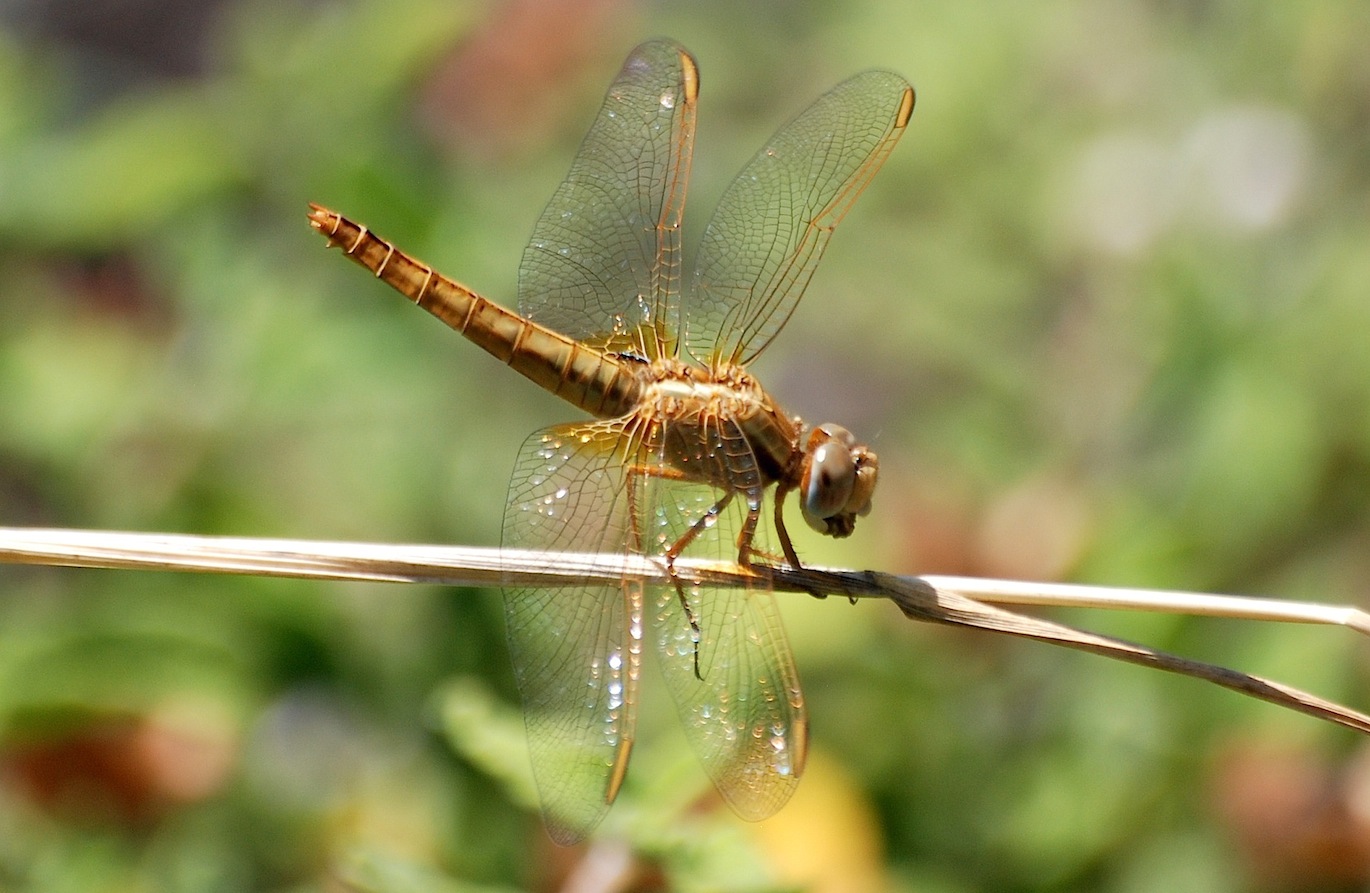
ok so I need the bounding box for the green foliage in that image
[3,0,1370,890]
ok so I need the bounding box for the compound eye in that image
[801,439,856,529]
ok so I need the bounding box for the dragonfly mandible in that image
[308,38,913,844]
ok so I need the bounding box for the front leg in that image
[773,481,830,601]
[771,481,804,570]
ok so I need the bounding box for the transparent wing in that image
[504,406,808,833]
[502,421,644,844]
[518,39,698,359]
[647,415,808,820]
[686,69,914,366]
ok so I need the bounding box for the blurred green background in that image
[3,1,1370,890]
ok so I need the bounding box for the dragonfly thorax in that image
[637,360,878,540]
[636,357,800,488]
[640,357,769,414]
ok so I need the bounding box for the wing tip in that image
[896,84,916,129]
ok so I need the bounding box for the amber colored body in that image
[309,207,807,497]
[307,37,911,845]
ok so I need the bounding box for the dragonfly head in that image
[798,423,878,538]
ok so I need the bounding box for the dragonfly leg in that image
[623,461,725,679]
[773,482,833,601]
[733,487,775,569]
[771,482,804,570]
[664,489,736,680]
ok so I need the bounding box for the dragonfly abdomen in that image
[308,205,642,418]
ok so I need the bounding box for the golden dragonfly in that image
[309,38,913,843]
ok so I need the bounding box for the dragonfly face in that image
[309,38,913,844]
[799,423,879,537]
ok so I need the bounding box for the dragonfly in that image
[308,38,913,844]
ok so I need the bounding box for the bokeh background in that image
[3,1,1370,890]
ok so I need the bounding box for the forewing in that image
[502,421,645,844]
[686,70,914,366]
[649,416,808,820]
[518,39,698,359]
